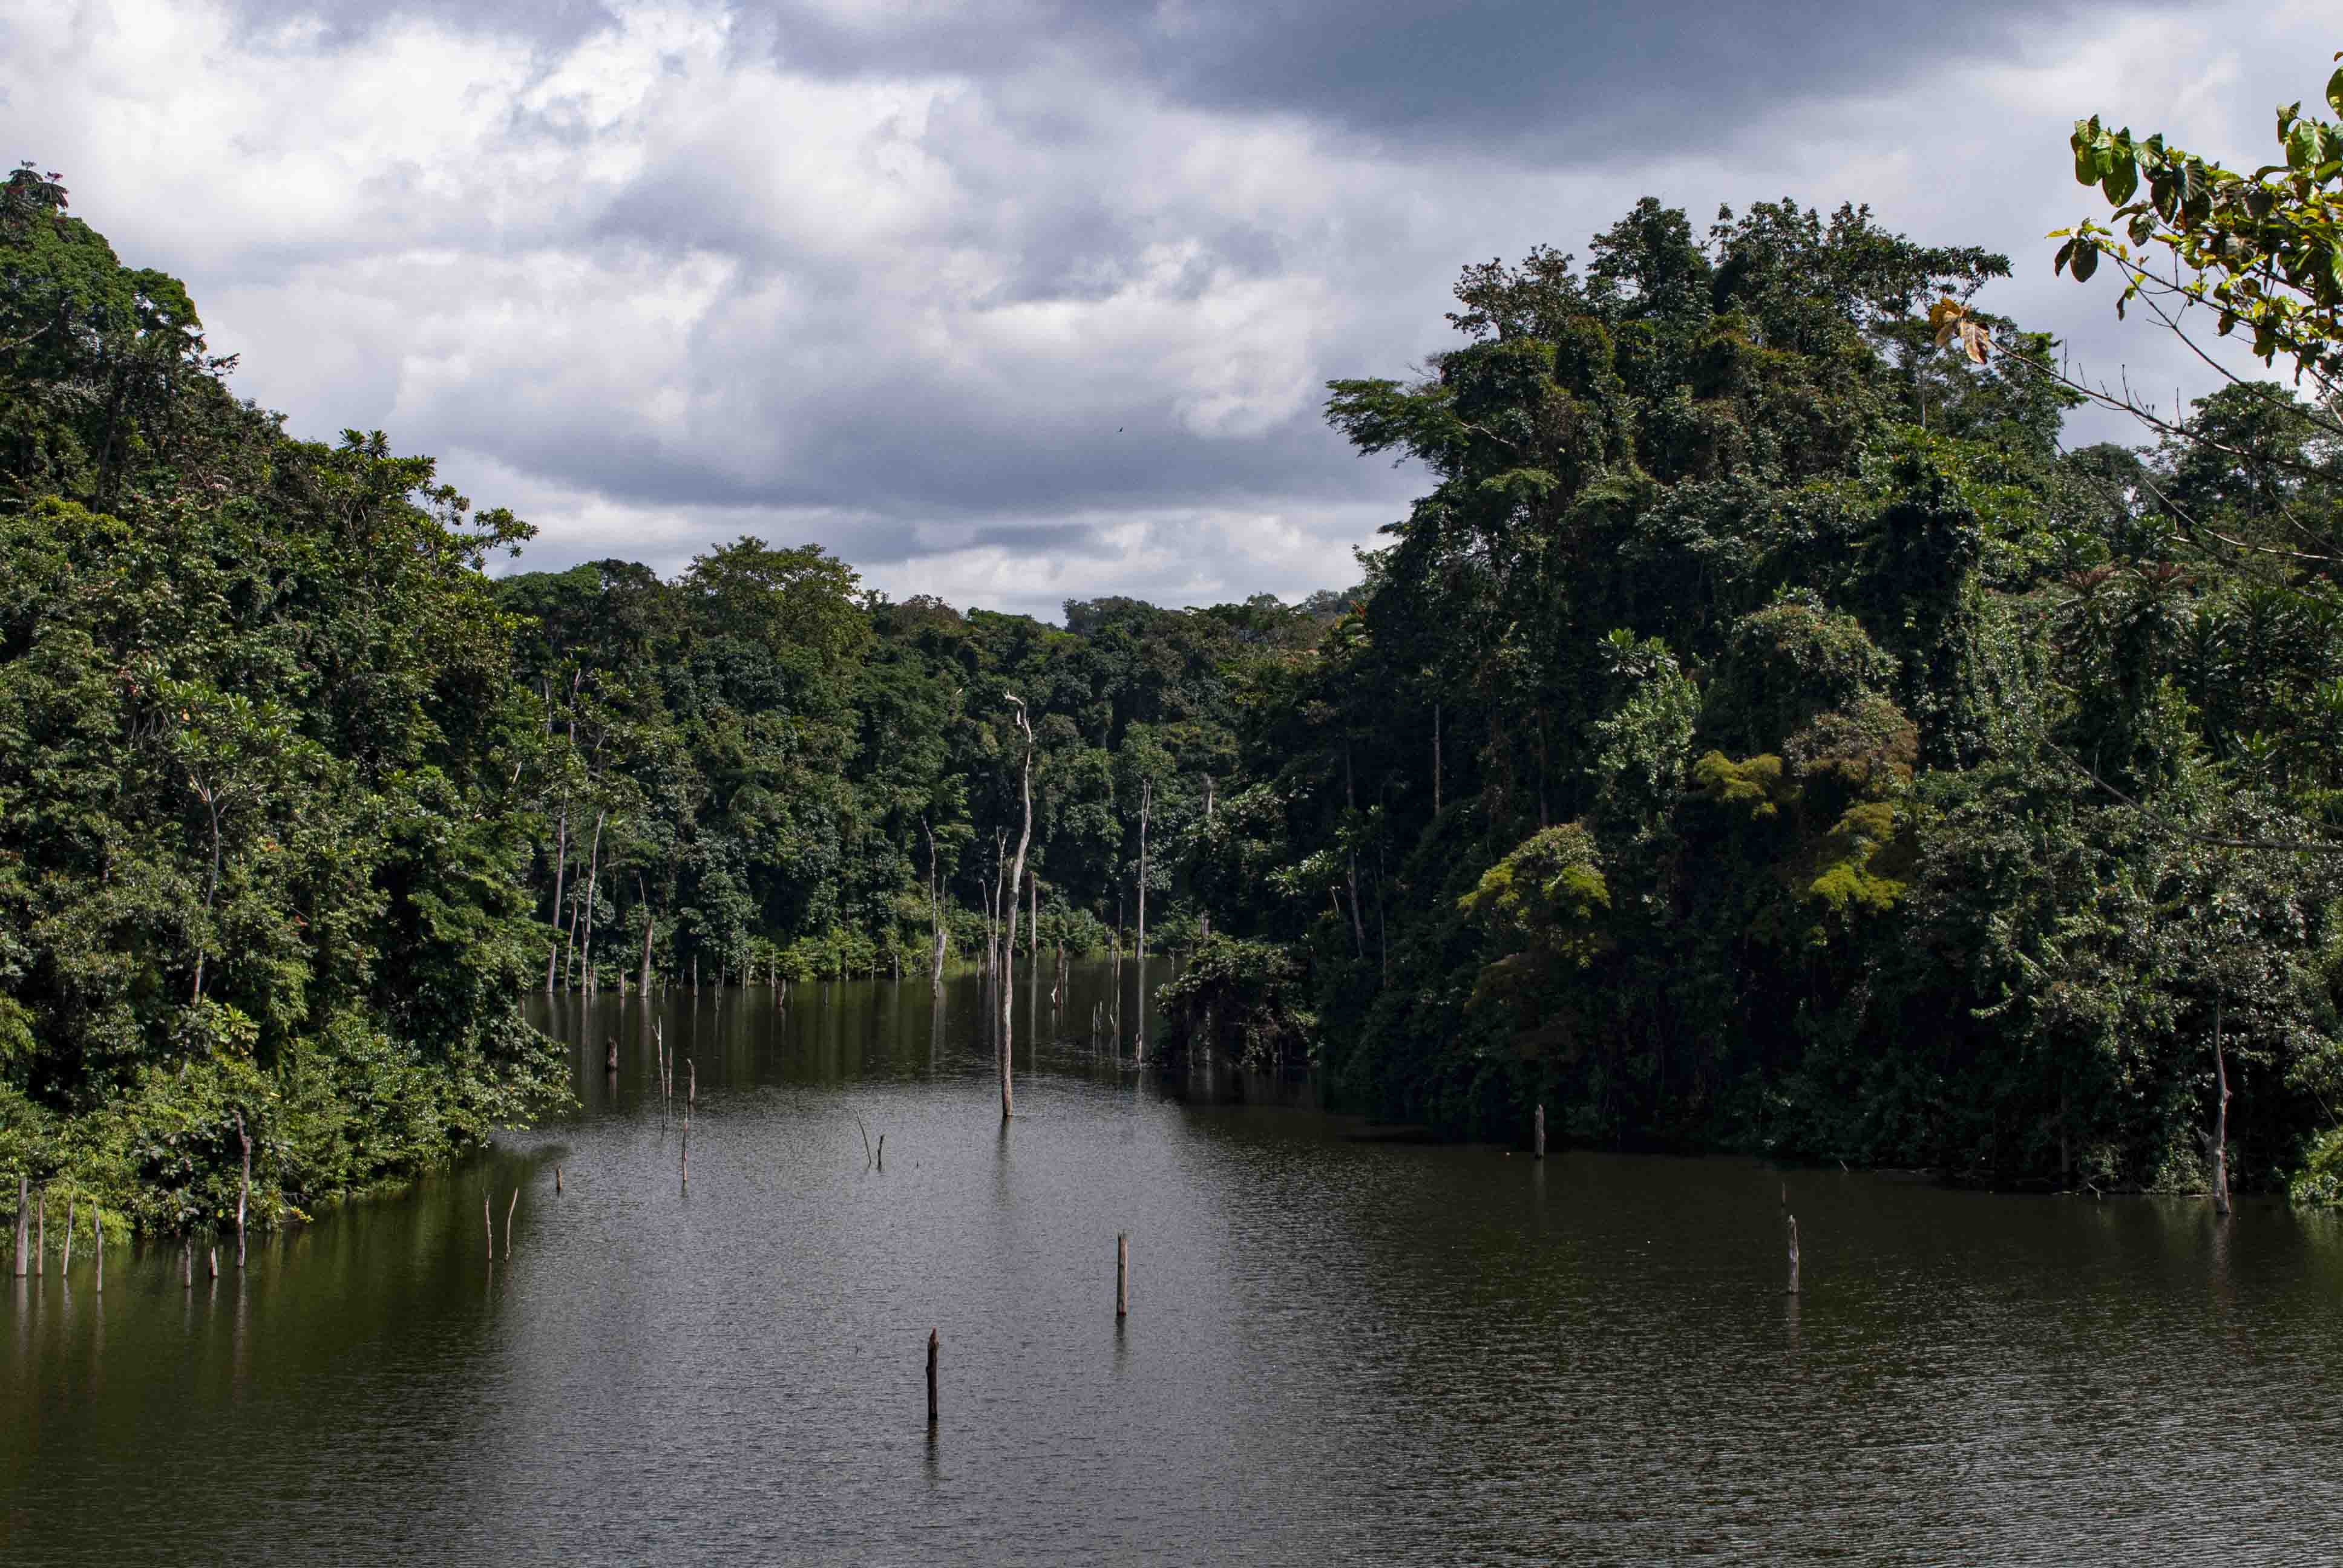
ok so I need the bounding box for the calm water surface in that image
[5,961,2341,1564]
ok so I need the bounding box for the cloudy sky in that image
[1,1,2333,616]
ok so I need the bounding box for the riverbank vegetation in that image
[8,62,2343,1246]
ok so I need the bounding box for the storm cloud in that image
[1,0,2327,616]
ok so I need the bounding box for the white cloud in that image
[4,0,2335,616]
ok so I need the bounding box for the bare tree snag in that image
[2212,1000,2233,1217]
[636,876,655,998]
[236,1110,250,1269]
[1137,777,1151,969]
[546,792,569,992]
[1001,694,1034,1122]
[577,808,607,992]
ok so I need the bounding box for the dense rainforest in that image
[8,72,2343,1250]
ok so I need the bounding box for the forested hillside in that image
[8,94,2343,1245]
[1179,197,2343,1204]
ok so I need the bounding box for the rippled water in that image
[6,962,2341,1564]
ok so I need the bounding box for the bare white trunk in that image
[1001,700,1033,1121]
[546,795,569,992]
[577,809,607,992]
[2212,1001,2232,1217]
[235,1110,249,1269]
[1137,778,1150,969]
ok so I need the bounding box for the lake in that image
[5,960,2341,1564]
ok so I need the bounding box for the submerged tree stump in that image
[1786,1214,1801,1296]
[926,1328,939,1424]
[1116,1232,1129,1319]
[1534,1103,1545,1160]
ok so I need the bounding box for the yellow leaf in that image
[1959,319,1991,364]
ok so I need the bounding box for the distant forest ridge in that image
[7,145,2343,1244]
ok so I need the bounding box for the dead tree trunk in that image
[1001,697,1034,1122]
[924,817,946,995]
[1136,777,1151,969]
[235,1110,250,1269]
[2212,1001,2232,1217]
[11,1172,24,1276]
[636,877,656,998]
[577,808,607,993]
[546,794,569,991]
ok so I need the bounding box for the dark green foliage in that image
[1240,196,2343,1195]
[1,175,563,1236]
[1156,936,1314,1070]
[10,167,2343,1240]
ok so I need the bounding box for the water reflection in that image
[3,963,2340,1565]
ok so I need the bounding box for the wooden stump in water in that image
[182,1238,192,1289]
[1534,1103,1545,1160]
[876,1134,885,1172]
[63,1197,74,1275]
[555,1165,563,1195]
[504,1188,519,1259]
[1116,1232,1129,1319]
[92,1207,102,1292]
[1786,1214,1801,1296]
[33,1185,41,1276]
[926,1328,939,1424]
[209,1246,218,1279]
[11,1172,24,1277]
[484,1194,493,1263]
